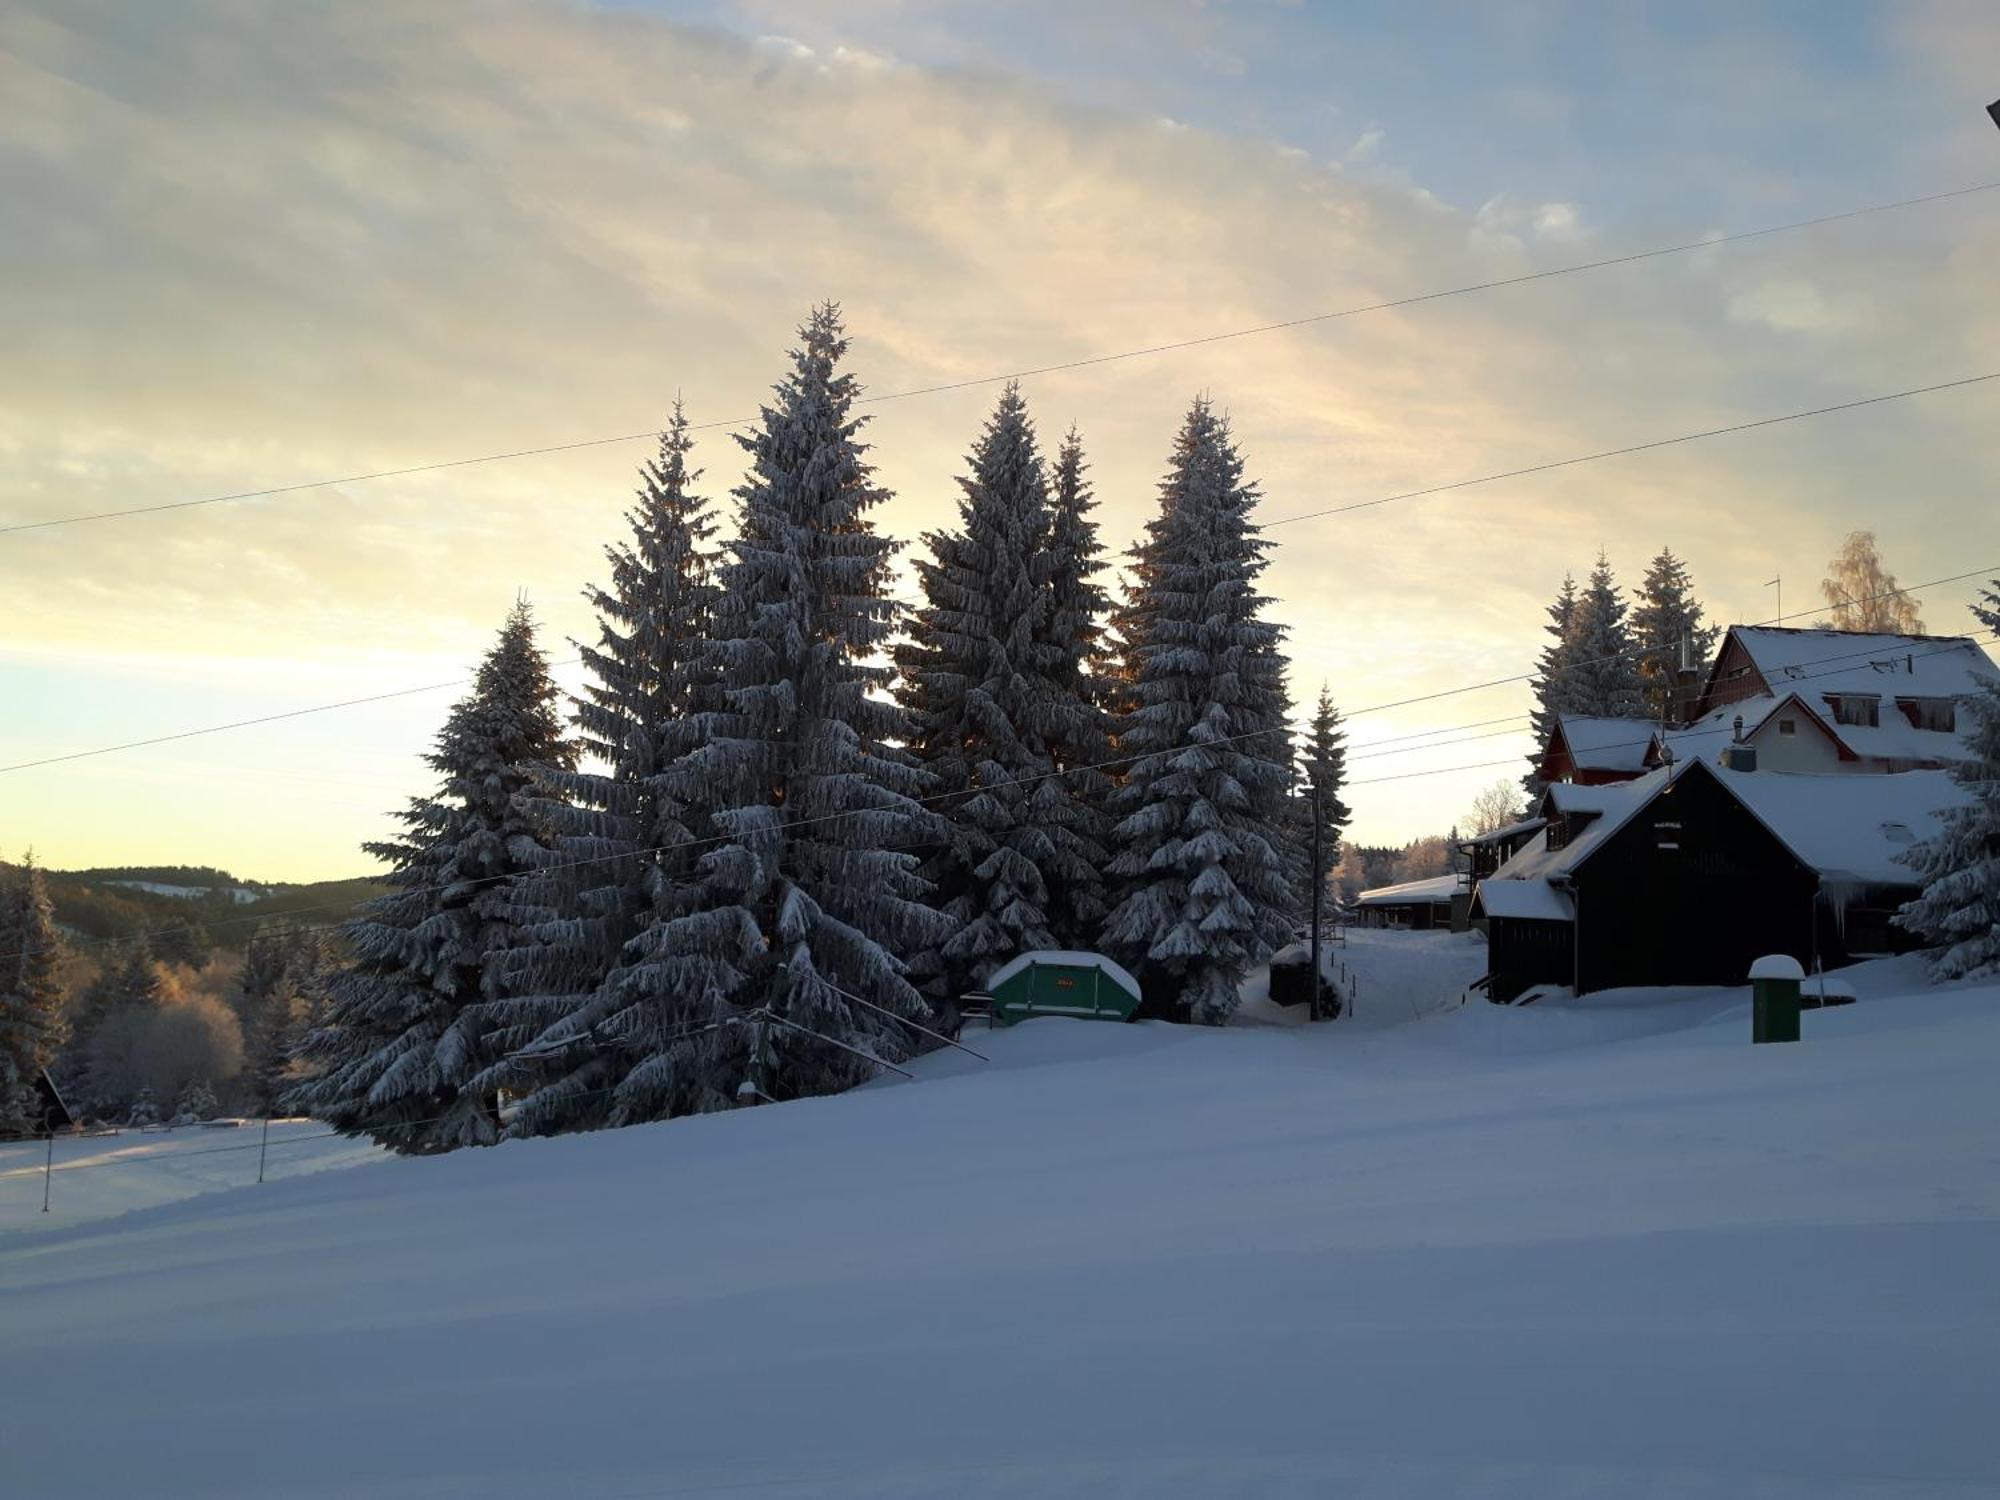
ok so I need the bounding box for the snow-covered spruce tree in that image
[894,385,1109,1004]
[1102,398,1298,1024]
[1523,572,1582,796]
[1897,583,2000,979]
[288,601,574,1153]
[656,303,951,1101]
[1298,687,1352,913]
[1567,553,1644,719]
[0,857,64,1136]
[1039,426,1117,947]
[1631,547,1718,724]
[472,404,725,1135]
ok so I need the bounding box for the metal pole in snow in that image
[41,1129,54,1213]
[257,1114,271,1184]
[1310,785,1324,1023]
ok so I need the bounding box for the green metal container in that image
[984,951,1143,1026]
[1749,954,1803,1044]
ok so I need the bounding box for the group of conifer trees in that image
[1522,549,1719,794]
[291,305,1349,1153]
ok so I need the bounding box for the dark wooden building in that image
[1471,759,1960,1003]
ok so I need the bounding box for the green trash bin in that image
[1749,954,1803,1044]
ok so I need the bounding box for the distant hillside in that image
[15,863,387,956]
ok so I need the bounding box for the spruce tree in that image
[241,927,334,1116]
[1299,688,1352,915]
[1567,553,1644,719]
[0,857,64,1136]
[1039,427,1117,946]
[474,406,723,1135]
[1523,572,1583,796]
[1102,398,1297,1024]
[657,303,951,1101]
[895,385,1107,1004]
[1631,548,1718,724]
[1897,584,2000,980]
[289,600,573,1153]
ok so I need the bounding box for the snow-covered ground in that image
[4,941,1997,1498]
[0,1120,383,1234]
[1233,925,1487,1027]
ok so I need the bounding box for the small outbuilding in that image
[983,951,1143,1025]
[1354,873,1461,930]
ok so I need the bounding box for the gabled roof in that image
[1710,765,1967,885]
[1666,690,1850,764]
[1551,714,1659,774]
[1463,815,1547,848]
[985,950,1142,998]
[1730,627,1994,703]
[1478,760,1973,925]
[1355,873,1462,907]
[1494,764,1680,894]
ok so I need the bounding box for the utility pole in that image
[1309,784,1324,1023]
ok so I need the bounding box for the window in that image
[1826,695,1880,728]
[1778,719,1797,736]
[1655,818,1682,851]
[1898,698,1957,732]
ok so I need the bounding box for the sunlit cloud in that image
[2,0,1996,878]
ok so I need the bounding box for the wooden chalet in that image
[1470,757,1966,1003]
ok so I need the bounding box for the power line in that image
[14,588,1991,966]
[7,180,1997,537]
[1261,370,2000,528]
[12,632,1989,1159]
[1347,629,1999,788]
[4,435,1989,777]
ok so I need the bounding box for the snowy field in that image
[4,935,1997,1498]
[0,1120,383,1234]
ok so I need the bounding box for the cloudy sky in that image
[3,0,1998,881]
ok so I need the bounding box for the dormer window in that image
[1898,697,1956,732]
[1825,694,1880,728]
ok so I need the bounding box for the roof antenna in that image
[1765,573,1781,624]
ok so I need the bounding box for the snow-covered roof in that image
[1686,629,1999,767]
[983,949,1141,997]
[1540,775,1661,820]
[1472,877,1574,923]
[1665,693,1811,764]
[1465,815,1547,847]
[1712,765,1968,885]
[1483,762,1970,925]
[1499,766,1677,892]
[1554,715,1659,773]
[1732,627,1994,702]
[1355,873,1462,907]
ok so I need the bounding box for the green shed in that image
[982,950,1143,1026]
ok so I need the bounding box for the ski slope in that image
[3,938,1996,1498]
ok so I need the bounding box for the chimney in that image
[1673,665,1701,723]
[1721,714,1757,772]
